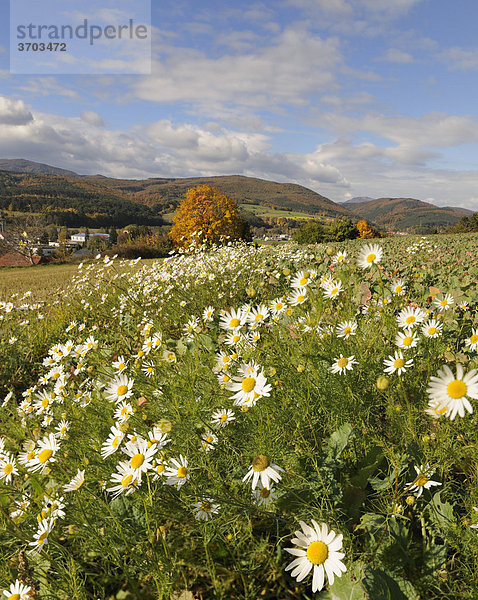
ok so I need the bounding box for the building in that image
[71,233,110,243]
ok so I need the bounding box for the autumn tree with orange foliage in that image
[169,184,250,248]
[356,219,380,239]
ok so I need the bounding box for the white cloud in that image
[437,47,478,71]
[0,96,33,126]
[134,27,342,109]
[80,110,105,127]
[378,48,414,63]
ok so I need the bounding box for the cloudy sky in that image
[1,0,478,209]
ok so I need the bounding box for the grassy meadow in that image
[0,233,477,600]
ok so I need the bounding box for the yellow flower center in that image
[297,295,305,303]
[252,455,270,472]
[27,450,35,460]
[121,407,128,416]
[470,334,478,344]
[177,466,188,478]
[344,327,352,335]
[230,318,240,328]
[130,453,145,469]
[255,314,263,322]
[121,474,133,487]
[200,501,211,511]
[337,357,348,369]
[242,377,256,393]
[415,475,429,487]
[395,285,402,293]
[219,414,228,422]
[440,300,447,306]
[435,405,448,415]
[137,350,145,357]
[222,356,230,364]
[306,541,329,565]
[117,384,128,396]
[38,531,48,545]
[4,463,13,475]
[42,398,49,408]
[260,487,271,498]
[276,303,283,310]
[366,253,376,263]
[428,327,436,335]
[206,436,213,443]
[406,316,416,324]
[331,288,338,295]
[299,277,308,286]
[403,336,413,346]
[8,593,21,600]
[118,362,125,370]
[38,448,53,463]
[447,380,467,399]
[147,367,153,373]
[394,358,405,369]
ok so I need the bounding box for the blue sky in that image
[0,0,478,209]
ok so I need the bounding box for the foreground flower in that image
[2,579,32,599]
[105,374,134,403]
[465,328,478,352]
[226,362,272,406]
[405,464,441,498]
[330,355,357,375]
[243,455,283,490]
[192,498,220,521]
[164,455,190,488]
[421,319,443,338]
[357,243,383,269]
[427,364,478,420]
[395,329,418,350]
[383,350,413,376]
[397,306,426,328]
[29,517,55,553]
[64,469,85,492]
[433,293,454,311]
[285,520,346,593]
[28,433,60,473]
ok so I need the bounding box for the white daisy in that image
[336,320,357,339]
[464,328,478,352]
[164,455,190,488]
[192,498,220,521]
[243,455,283,490]
[383,351,413,375]
[405,464,441,498]
[357,243,383,269]
[395,329,418,350]
[421,319,443,338]
[226,362,272,407]
[391,278,406,295]
[284,520,346,593]
[64,469,85,492]
[253,484,278,507]
[396,306,426,328]
[433,293,454,311]
[427,364,478,420]
[105,374,134,403]
[2,579,32,599]
[330,355,357,375]
[27,433,60,473]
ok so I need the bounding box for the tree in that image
[0,214,48,264]
[169,185,249,248]
[357,219,380,239]
[292,221,327,244]
[328,218,358,241]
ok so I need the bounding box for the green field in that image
[0,234,477,599]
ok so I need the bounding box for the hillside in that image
[0,159,79,177]
[347,197,473,231]
[0,169,354,227]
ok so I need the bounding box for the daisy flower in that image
[56,419,70,438]
[226,362,272,406]
[336,320,357,339]
[64,469,85,492]
[421,319,443,338]
[219,308,246,331]
[383,351,413,376]
[107,461,138,499]
[211,408,236,429]
[164,455,190,488]
[465,328,478,352]
[253,484,278,507]
[114,401,134,424]
[427,364,478,420]
[396,306,426,328]
[330,355,357,375]
[433,293,454,311]
[112,355,128,372]
[122,438,157,480]
[291,271,311,289]
[425,399,449,419]
[331,250,347,265]
[105,374,134,403]
[395,329,418,350]
[357,243,383,269]
[29,517,55,553]
[2,579,32,599]
[147,428,170,449]
[247,304,270,326]
[284,520,346,593]
[322,280,343,300]
[202,305,215,322]
[200,431,218,451]
[391,278,406,295]
[243,455,283,490]
[28,433,60,473]
[288,288,308,307]
[142,361,155,378]
[192,498,220,521]
[405,464,441,498]
[270,297,287,317]
[0,453,18,484]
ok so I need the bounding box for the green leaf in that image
[427,491,455,531]
[362,567,419,600]
[321,570,366,600]
[326,423,354,464]
[422,543,448,575]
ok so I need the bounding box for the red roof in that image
[0,252,50,267]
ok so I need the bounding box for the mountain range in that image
[0,158,473,231]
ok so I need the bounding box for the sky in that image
[0,0,478,210]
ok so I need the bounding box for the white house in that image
[71,233,110,243]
